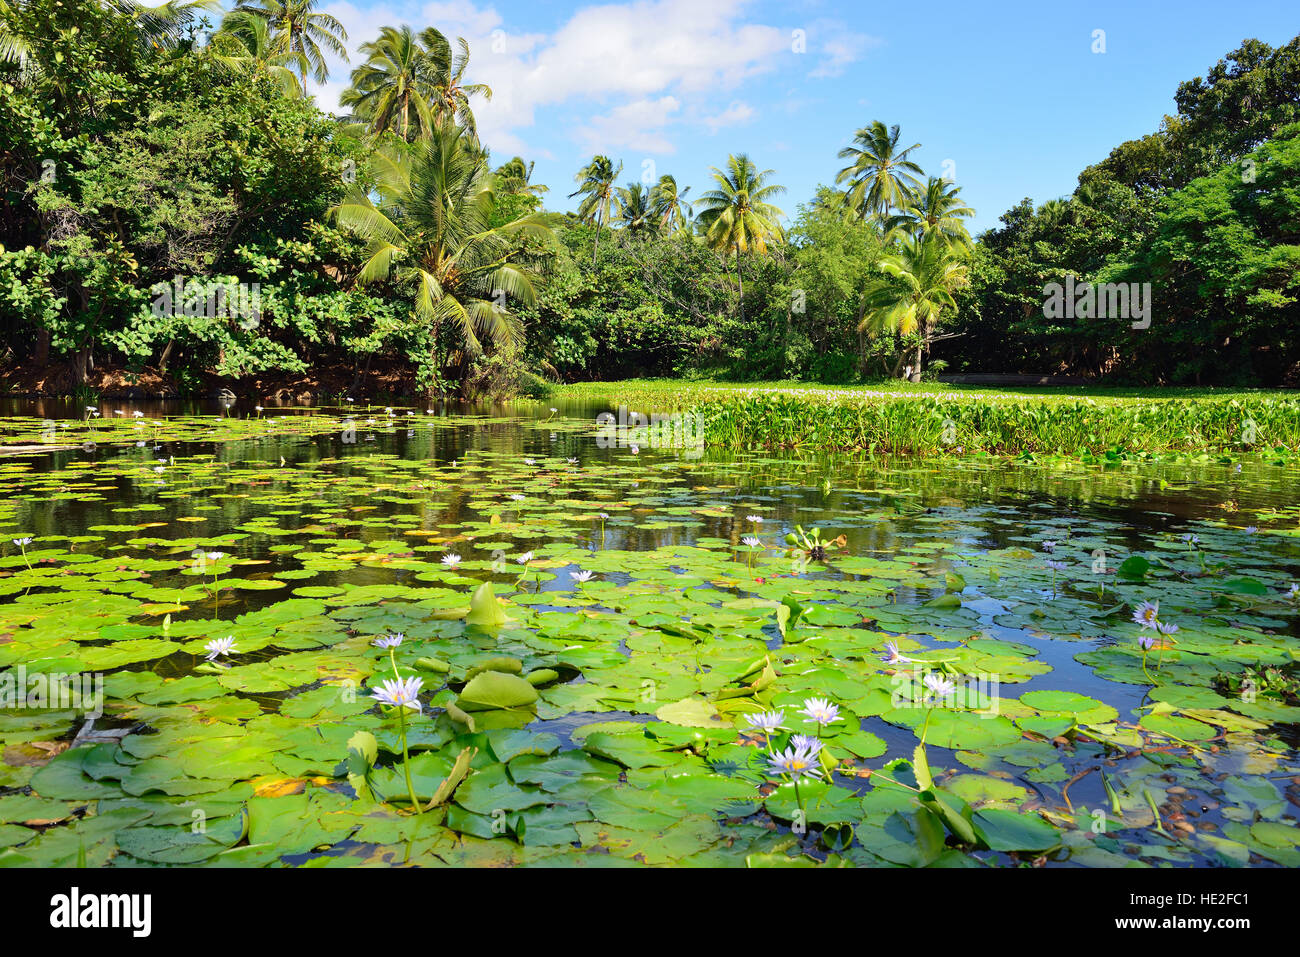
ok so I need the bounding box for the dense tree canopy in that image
[1,9,1297,395]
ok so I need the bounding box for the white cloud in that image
[420,0,503,36]
[576,96,682,154]
[700,100,755,133]
[310,0,798,158]
[806,20,880,79]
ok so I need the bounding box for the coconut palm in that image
[329,122,554,398]
[419,28,491,137]
[232,0,348,91]
[693,153,785,319]
[495,157,548,198]
[858,231,969,379]
[885,176,975,247]
[210,8,306,97]
[569,155,623,262]
[615,182,657,237]
[340,25,439,140]
[649,174,692,234]
[836,121,924,222]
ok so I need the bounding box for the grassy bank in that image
[554,379,1300,456]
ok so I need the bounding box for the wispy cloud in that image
[312,0,799,157]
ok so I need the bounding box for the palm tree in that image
[885,176,975,247]
[836,121,924,222]
[495,157,547,198]
[693,153,785,320]
[858,231,969,379]
[1038,198,1074,228]
[649,174,691,234]
[210,8,306,97]
[615,182,656,237]
[329,122,554,398]
[340,25,437,140]
[569,155,622,262]
[419,28,491,137]
[233,0,348,92]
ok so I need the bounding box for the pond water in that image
[1,401,1297,867]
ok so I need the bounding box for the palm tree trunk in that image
[427,323,440,401]
[912,320,927,381]
[736,246,744,322]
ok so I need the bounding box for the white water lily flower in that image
[923,673,957,698]
[742,536,762,549]
[371,675,423,713]
[372,633,404,649]
[1132,600,1159,629]
[746,515,763,524]
[517,551,534,564]
[570,570,594,584]
[441,553,462,567]
[132,411,144,418]
[790,734,824,757]
[510,494,527,501]
[12,537,32,547]
[798,697,842,727]
[767,744,824,781]
[204,636,237,660]
[881,640,913,664]
[205,551,227,561]
[523,458,535,466]
[743,710,785,734]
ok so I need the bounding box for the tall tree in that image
[211,8,307,97]
[495,156,548,199]
[419,28,491,137]
[885,176,975,248]
[569,154,622,262]
[649,174,691,234]
[858,231,968,378]
[232,0,348,92]
[694,153,785,320]
[330,122,553,397]
[836,121,924,222]
[340,24,438,140]
[615,182,656,237]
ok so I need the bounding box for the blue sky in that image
[305,0,1300,233]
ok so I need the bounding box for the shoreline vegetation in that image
[555,380,1300,458]
[3,6,1300,406]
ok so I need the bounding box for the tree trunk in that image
[72,345,90,386]
[34,328,50,364]
[736,246,744,322]
[158,338,176,374]
[426,325,440,402]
